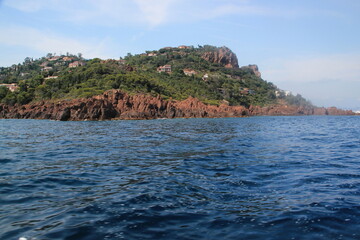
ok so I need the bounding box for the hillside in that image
[0,45,312,108]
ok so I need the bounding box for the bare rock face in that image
[249,105,355,116]
[248,65,261,78]
[0,90,247,121]
[201,46,239,68]
[326,107,354,115]
[313,107,328,115]
[0,90,354,121]
[240,64,262,78]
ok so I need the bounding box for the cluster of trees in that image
[0,53,82,83]
[0,46,312,108]
[284,94,313,107]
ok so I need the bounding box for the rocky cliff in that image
[201,46,239,68]
[0,90,354,121]
[249,105,354,116]
[241,64,262,78]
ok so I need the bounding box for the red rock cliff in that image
[0,90,248,121]
[201,46,239,68]
[0,90,354,121]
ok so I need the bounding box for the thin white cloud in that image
[159,0,341,24]
[2,0,46,12]
[199,3,274,19]
[3,0,177,27]
[133,0,178,27]
[0,26,113,59]
[3,0,338,28]
[62,0,138,26]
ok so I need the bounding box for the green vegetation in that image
[0,46,312,108]
[284,94,313,107]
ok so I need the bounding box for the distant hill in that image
[0,45,312,108]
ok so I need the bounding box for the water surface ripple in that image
[1,116,360,239]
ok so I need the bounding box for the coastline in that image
[0,90,355,121]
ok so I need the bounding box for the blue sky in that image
[0,0,359,110]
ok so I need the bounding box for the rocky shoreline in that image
[0,90,355,121]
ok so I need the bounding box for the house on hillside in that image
[157,65,172,73]
[62,56,73,61]
[178,45,190,49]
[41,66,53,71]
[69,61,85,68]
[44,76,58,80]
[202,74,209,81]
[49,56,61,61]
[183,69,197,76]
[0,83,19,92]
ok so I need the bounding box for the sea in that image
[1,116,360,240]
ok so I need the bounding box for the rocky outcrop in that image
[241,64,261,78]
[0,90,354,121]
[325,107,354,115]
[249,105,354,116]
[201,46,239,68]
[0,90,248,121]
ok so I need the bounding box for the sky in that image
[0,0,359,110]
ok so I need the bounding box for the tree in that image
[1,92,17,105]
[35,85,51,100]
[17,92,33,105]
[18,80,28,92]
[24,57,32,65]
[0,86,10,100]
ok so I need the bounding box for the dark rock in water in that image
[59,108,71,121]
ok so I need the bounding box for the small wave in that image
[0,158,14,164]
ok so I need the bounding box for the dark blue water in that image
[1,116,360,240]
